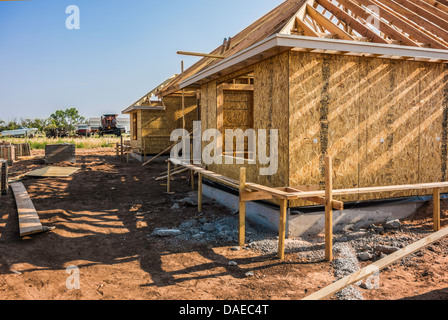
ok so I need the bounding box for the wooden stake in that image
[198,173,203,213]
[278,199,288,260]
[120,136,124,163]
[325,156,334,262]
[167,161,171,194]
[190,141,194,190]
[434,188,441,232]
[143,139,146,163]
[239,168,247,247]
[126,146,129,164]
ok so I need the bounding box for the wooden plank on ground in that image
[26,166,80,177]
[303,226,448,300]
[10,182,44,237]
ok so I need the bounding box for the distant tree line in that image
[0,108,88,134]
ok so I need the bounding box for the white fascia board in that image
[180,35,279,88]
[276,34,448,60]
[180,34,448,89]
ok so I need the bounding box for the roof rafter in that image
[417,0,448,17]
[421,0,448,13]
[400,0,448,24]
[315,0,388,43]
[394,0,448,30]
[354,0,448,48]
[370,0,448,45]
[306,3,355,40]
[337,0,420,46]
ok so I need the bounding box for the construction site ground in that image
[0,148,447,300]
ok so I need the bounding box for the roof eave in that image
[180,33,448,89]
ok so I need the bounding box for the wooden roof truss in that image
[281,0,448,49]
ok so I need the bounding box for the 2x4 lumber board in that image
[325,156,334,262]
[315,0,387,43]
[359,0,448,49]
[155,167,189,181]
[336,0,420,47]
[177,51,226,59]
[371,0,448,45]
[394,0,448,30]
[434,188,441,232]
[244,182,296,199]
[422,0,448,13]
[142,143,175,166]
[306,4,354,40]
[198,173,203,213]
[219,84,255,91]
[239,168,247,247]
[169,159,240,189]
[280,181,448,199]
[10,182,44,237]
[435,0,448,8]
[303,226,448,300]
[411,0,448,18]
[167,161,171,193]
[284,186,343,210]
[294,16,321,37]
[278,199,288,260]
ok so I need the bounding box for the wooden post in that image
[181,60,187,161]
[198,172,203,213]
[126,146,129,164]
[190,170,195,191]
[120,136,124,163]
[190,141,194,191]
[167,161,171,194]
[325,156,334,262]
[239,168,247,248]
[143,139,146,163]
[116,143,119,157]
[434,188,441,232]
[278,199,288,260]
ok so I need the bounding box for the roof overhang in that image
[180,33,448,89]
[122,75,177,114]
[122,105,166,115]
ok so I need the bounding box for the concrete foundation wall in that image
[203,183,430,238]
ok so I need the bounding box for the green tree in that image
[50,108,86,132]
[20,118,49,132]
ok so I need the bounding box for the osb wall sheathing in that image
[289,51,448,206]
[130,110,142,151]
[138,96,198,155]
[201,52,290,189]
[221,88,254,154]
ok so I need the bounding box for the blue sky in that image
[0,0,283,121]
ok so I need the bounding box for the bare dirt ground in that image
[0,148,447,300]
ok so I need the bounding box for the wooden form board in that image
[26,166,80,177]
[10,182,44,237]
[169,156,446,261]
[303,225,448,300]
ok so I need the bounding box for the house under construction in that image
[145,0,448,237]
[122,76,199,159]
